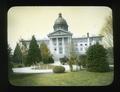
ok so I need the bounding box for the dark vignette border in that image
[0,0,120,92]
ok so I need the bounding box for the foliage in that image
[20,39,28,65]
[79,54,87,68]
[13,63,25,68]
[67,56,76,72]
[13,43,23,64]
[53,66,65,73]
[107,47,114,65]
[40,41,54,64]
[100,14,113,47]
[8,44,13,74]
[48,55,54,63]
[86,43,110,72]
[60,56,69,65]
[67,40,77,72]
[26,35,41,66]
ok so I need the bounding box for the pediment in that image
[48,30,72,37]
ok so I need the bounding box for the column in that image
[62,37,65,55]
[49,38,52,53]
[56,37,59,54]
[68,36,71,57]
[69,36,72,44]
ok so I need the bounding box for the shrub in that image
[86,43,110,72]
[60,56,68,65]
[48,56,54,63]
[53,66,65,73]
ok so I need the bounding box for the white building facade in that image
[20,13,103,61]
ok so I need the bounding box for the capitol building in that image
[19,13,103,61]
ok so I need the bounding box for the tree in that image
[8,44,12,62]
[79,54,87,68]
[100,14,113,48]
[26,35,41,66]
[8,44,13,74]
[13,43,23,64]
[86,43,110,72]
[107,47,113,65]
[67,40,77,72]
[20,39,28,65]
[40,41,54,64]
[100,14,113,65]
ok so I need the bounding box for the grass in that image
[9,70,113,86]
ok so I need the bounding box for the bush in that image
[60,56,68,65]
[86,43,110,72]
[48,56,54,63]
[53,66,65,73]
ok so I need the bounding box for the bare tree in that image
[100,14,113,64]
[100,14,113,48]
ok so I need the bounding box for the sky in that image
[8,6,112,51]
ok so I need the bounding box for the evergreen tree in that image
[13,43,23,64]
[26,35,41,66]
[8,44,13,74]
[40,41,54,64]
[86,43,110,72]
[8,44,12,62]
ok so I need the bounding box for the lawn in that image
[9,70,113,86]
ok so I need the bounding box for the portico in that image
[48,13,73,61]
[48,34,72,60]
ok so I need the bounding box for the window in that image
[80,48,83,51]
[59,47,63,54]
[58,38,62,41]
[52,38,56,41]
[59,42,62,45]
[90,43,91,45]
[80,44,83,46]
[53,43,56,46]
[74,43,77,46]
[75,48,78,51]
[85,44,87,46]
[54,48,56,51]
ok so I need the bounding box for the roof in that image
[73,35,103,40]
[48,30,72,37]
[53,13,68,27]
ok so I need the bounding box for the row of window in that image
[54,46,85,54]
[53,42,62,46]
[75,43,92,46]
[80,43,87,46]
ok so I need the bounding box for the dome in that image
[53,13,68,31]
[54,13,68,25]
